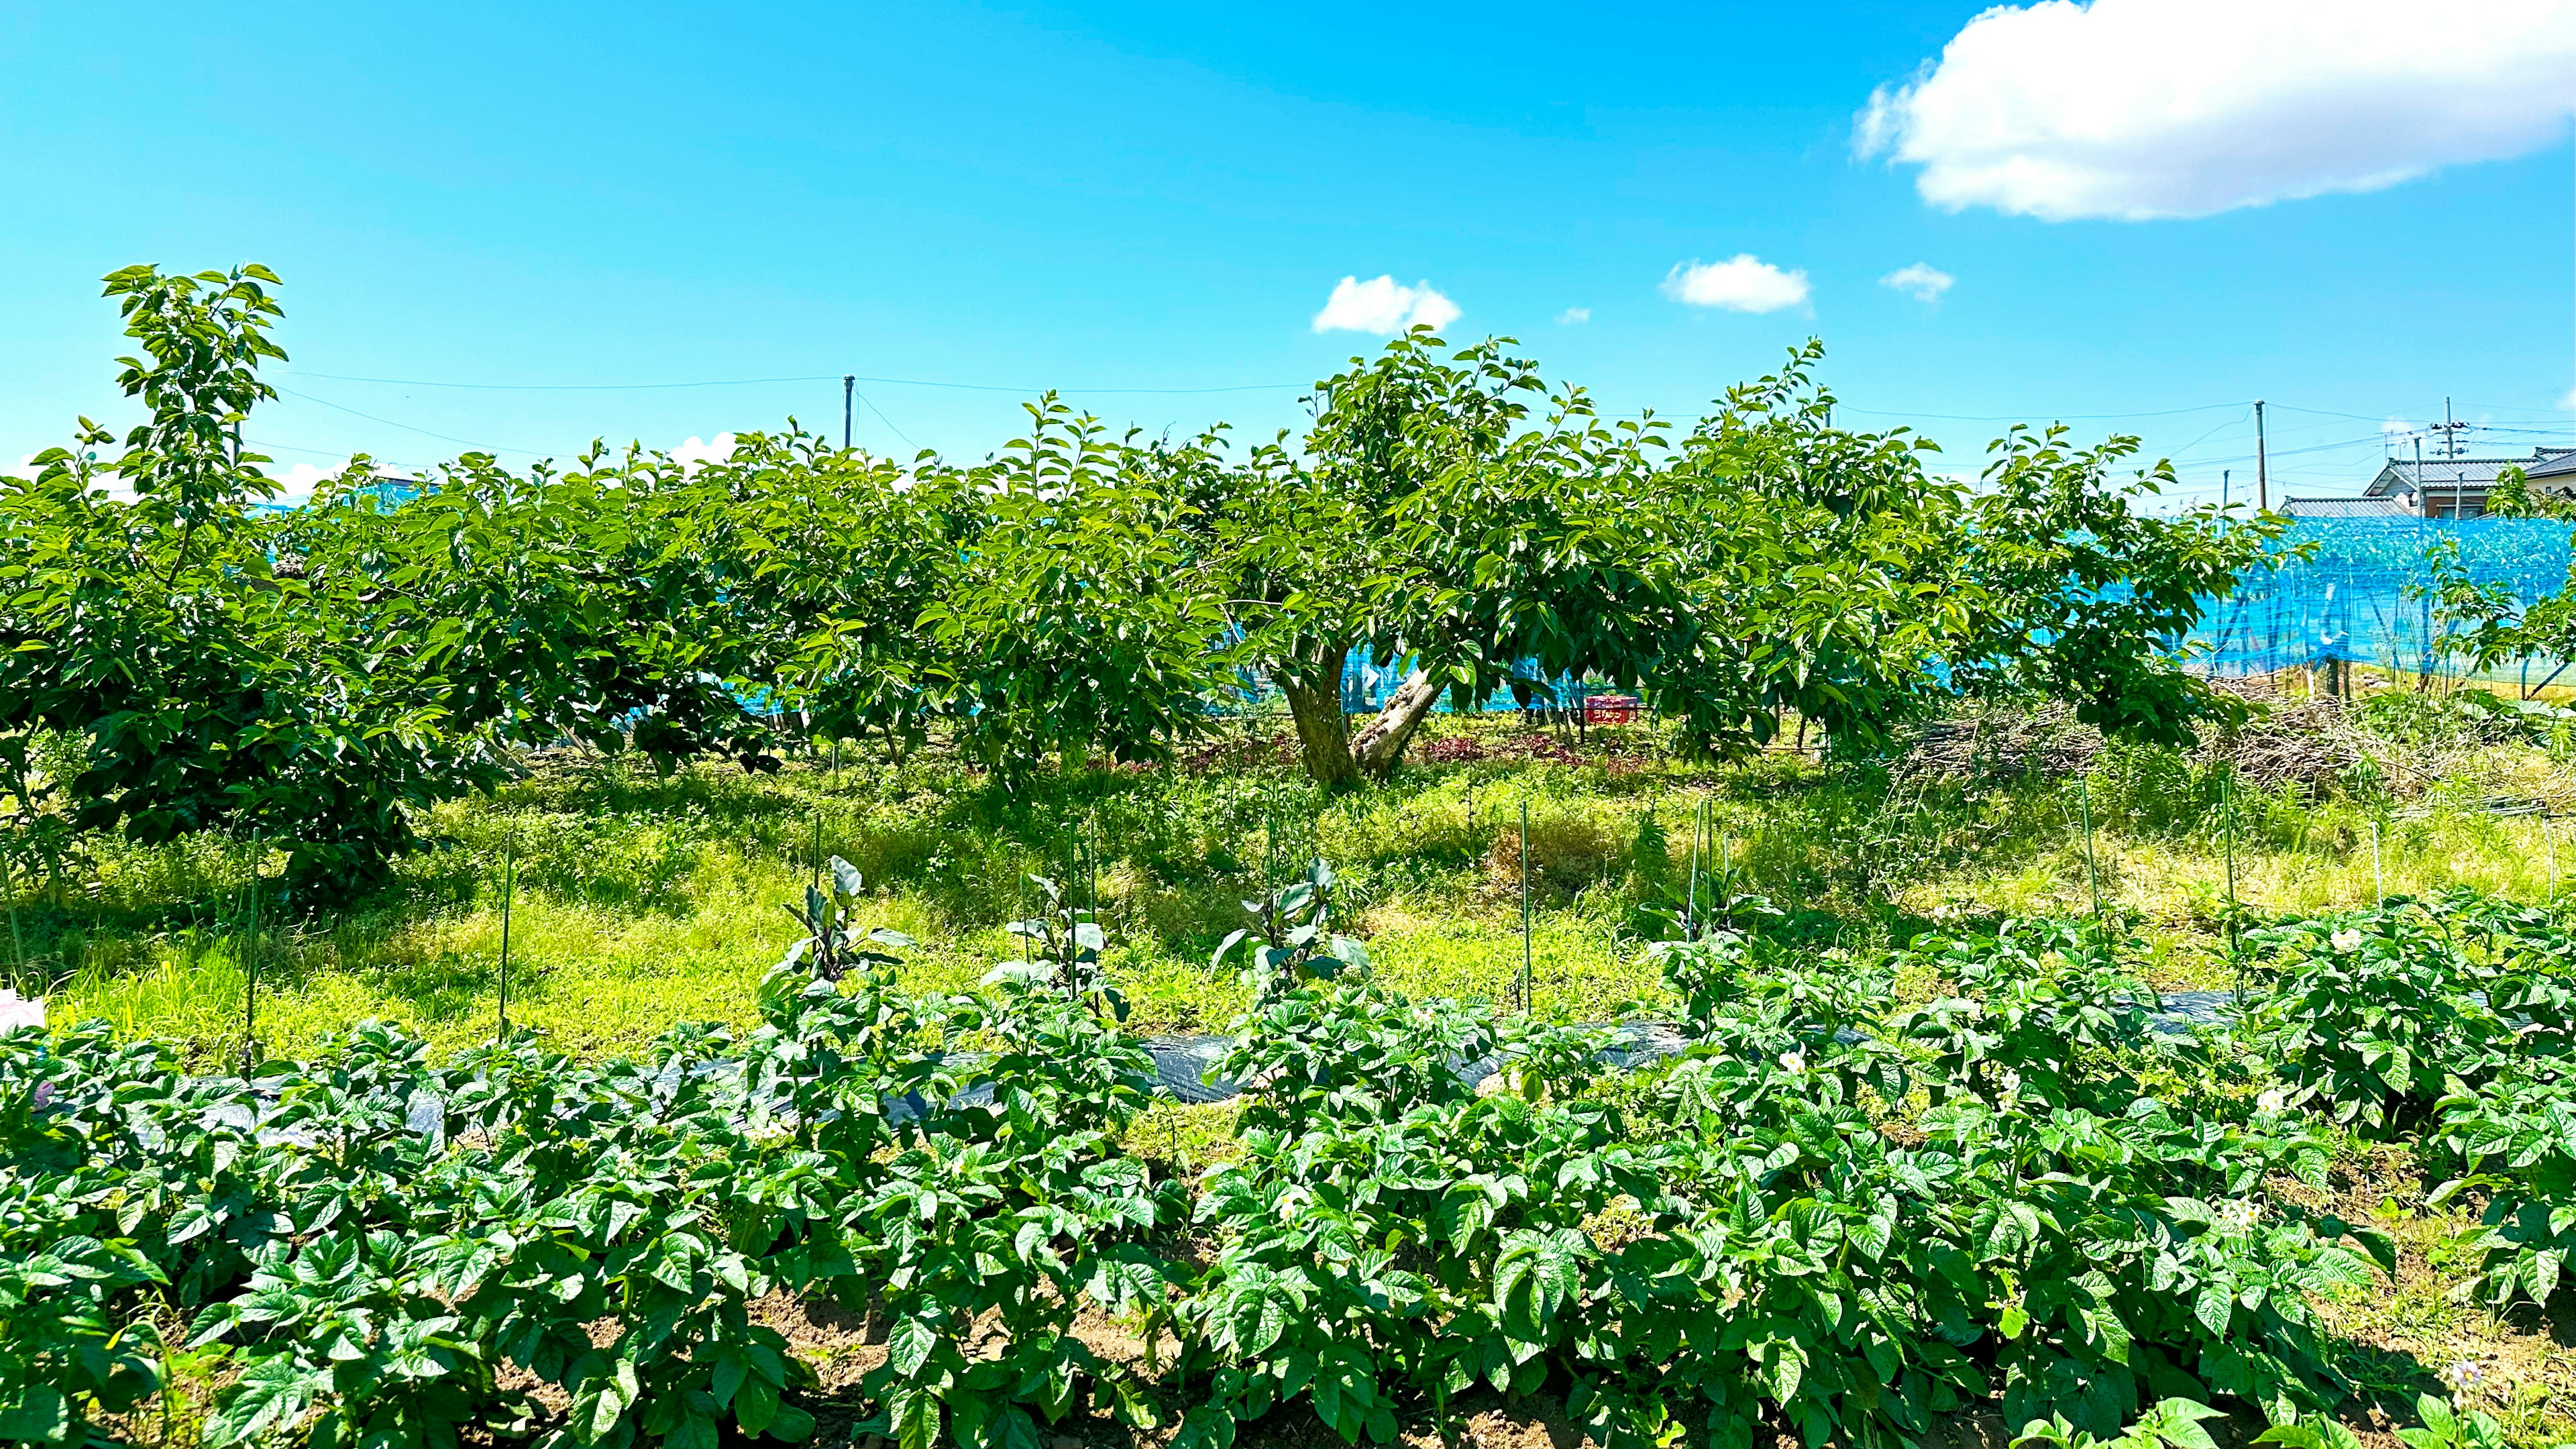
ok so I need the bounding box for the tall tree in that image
[916,398,1235,778]
[1213,331,1670,785]
[1945,425,2287,746]
[0,266,488,886]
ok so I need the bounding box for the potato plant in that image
[16,874,2576,1449]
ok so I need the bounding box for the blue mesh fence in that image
[1217,657,1585,718]
[2189,518,2576,687]
[1267,518,2576,717]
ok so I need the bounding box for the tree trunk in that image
[1279,669,1362,789]
[1352,668,1446,780]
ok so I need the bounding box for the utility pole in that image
[2253,400,2269,512]
[2426,398,2475,517]
[2222,468,2231,511]
[2415,433,2433,684]
[843,375,855,451]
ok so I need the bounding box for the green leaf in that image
[0,1387,70,1444]
[2192,1285,2233,1339]
[207,1356,318,1448]
[735,1376,782,1437]
[889,1317,938,1379]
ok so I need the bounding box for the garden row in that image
[3,264,2278,892]
[11,864,2576,1449]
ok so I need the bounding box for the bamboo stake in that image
[1519,801,1533,1016]
[2222,763,2241,957]
[2371,820,2385,908]
[2079,777,2104,922]
[1684,800,1705,938]
[496,841,517,1043]
[243,833,262,1073]
[1,850,21,977]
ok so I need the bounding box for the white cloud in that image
[1662,256,1811,314]
[1311,276,1460,334]
[1555,306,1592,326]
[2382,416,2414,438]
[1880,263,1954,302]
[2561,386,2576,412]
[8,453,39,481]
[1856,0,2576,221]
[669,433,737,470]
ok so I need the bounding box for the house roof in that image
[2365,446,2576,497]
[2282,496,2410,519]
[2524,448,2576,483]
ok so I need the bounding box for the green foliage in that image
[6,265,2276,887]
[778,855,914,982]
[2394,1392,2508,1449]
[918,399,1236,775]
[1212,857,1372,1005]
[9,853,2493,1449]
[2479,466,2576,522]
[2238,898,2519,1132]
[2429,1059,2576,1307]
[2016,1397,2224,1449]
[1894,919,2170,1113]
[1947,425,2286,747]
[985,873,1123,1018]
[1177,977,1627,1445]
[0,265,490,888]
[9,259,2511,1448]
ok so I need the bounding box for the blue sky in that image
[2,0,2569,504]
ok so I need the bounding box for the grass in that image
[11,691,2576,1064]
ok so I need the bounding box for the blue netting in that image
[1284,519,2576,716]
[2188,518,2576,684]
[1210,656,1586,718]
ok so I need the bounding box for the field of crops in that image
[18,266,2576,1449]
[19,831,2576,1449]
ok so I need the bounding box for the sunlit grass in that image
[14,706,2576,1061]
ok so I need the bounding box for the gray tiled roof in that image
[2366,446,2576,497]
[2526,449,2576,482]
[2282,496,2409,519]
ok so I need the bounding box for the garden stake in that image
[1684,802,1703,936]
[2078,777,2103,922]
[2546,814,2559,902]
[812,810,824,894]
[2371,820,2384,908]
[1519,801,1533,1016]
[496,841,517,1043]
[1,851,21,975]
[243,833,262,1073]
[2222,763,2241,991]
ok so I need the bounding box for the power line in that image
[283,369,1304,397]
[2265,403,2396,424]
[1835,401,2245,423]
[2163,411,2250,459]
[272,386,551,457]
[852,386,915,447]
[282,371,836,392]
[2187,433,2389,468]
